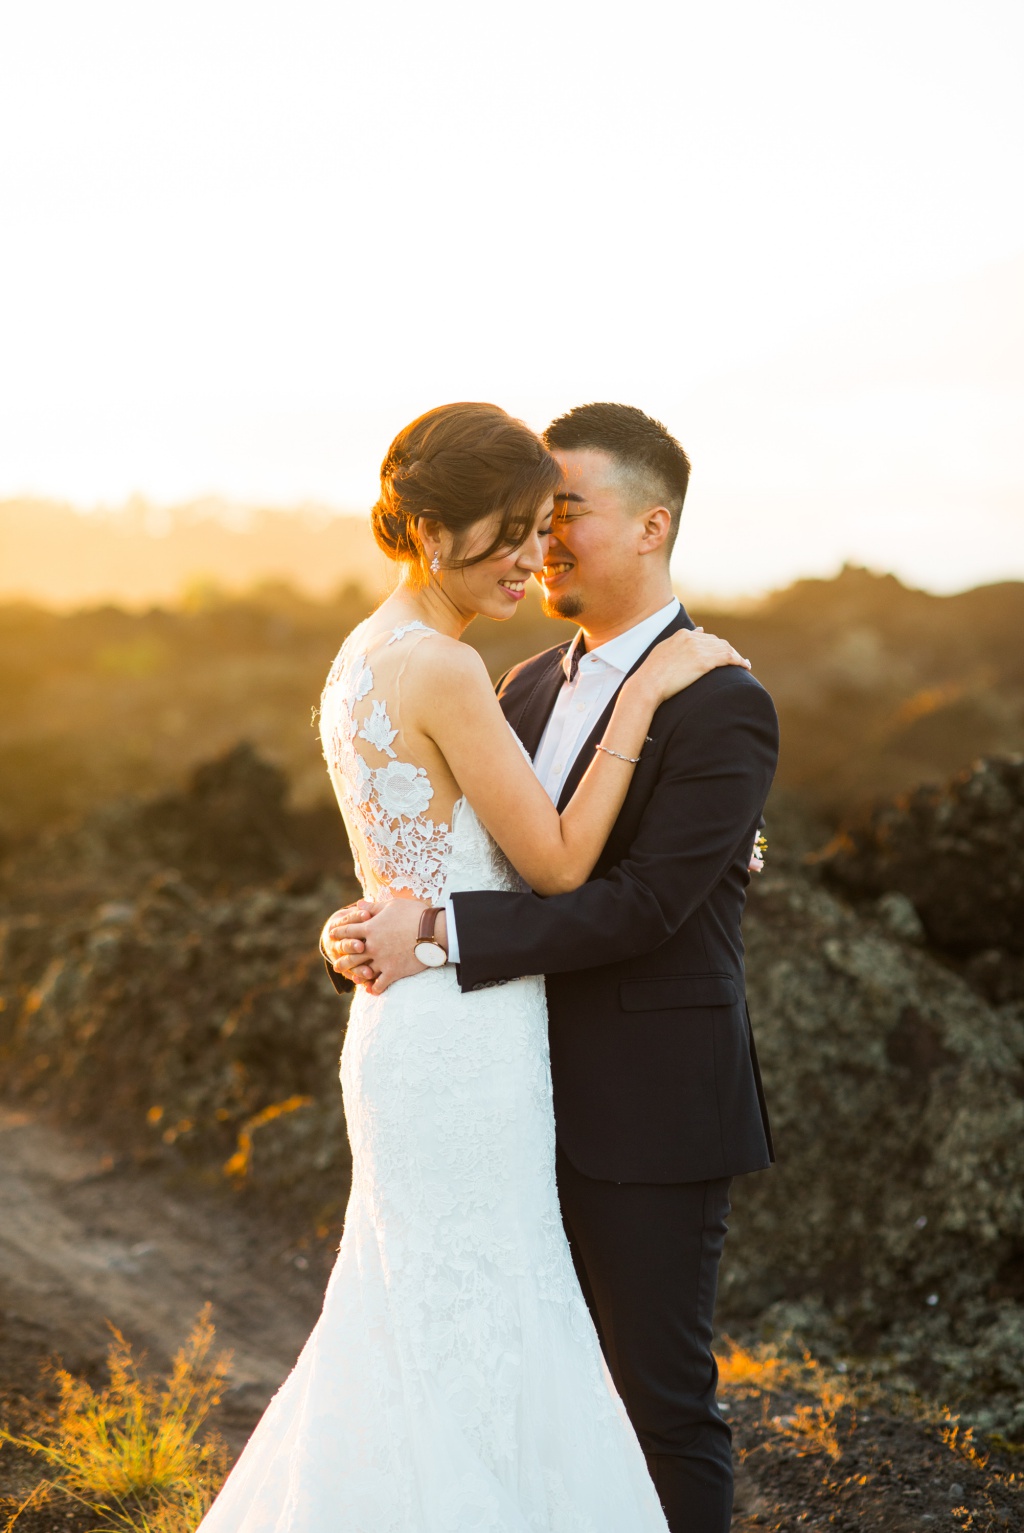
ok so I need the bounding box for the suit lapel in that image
[555,606,695,812]
[499,644,569,759]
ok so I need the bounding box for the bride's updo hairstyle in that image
[372,403,560,580]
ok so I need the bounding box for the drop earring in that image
[430,552,441,575]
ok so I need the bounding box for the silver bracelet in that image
[595,741,641,765]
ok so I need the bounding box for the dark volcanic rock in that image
[725,867,1024,1438]
[23,740,352,902]
[0,871,353,1228]
[136,743,293,888]
[819,755,1024,958]
[76,742,294,891]
[4,746,1024,1439]
[0,746,356,1227]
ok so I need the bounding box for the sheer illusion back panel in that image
[320,620,464,904]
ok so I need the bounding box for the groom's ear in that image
[636,505,673,558]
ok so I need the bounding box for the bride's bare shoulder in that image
[401,631,494,703]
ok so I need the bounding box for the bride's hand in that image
[322,901,379,976]
[632,627,750,706]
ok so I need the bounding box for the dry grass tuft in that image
[718,1337,853,1460]
[937,1408,990,1472]
[765,1377,848,1461]
[0,1306,231,1533]
[717,1339,796,1393]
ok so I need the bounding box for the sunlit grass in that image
[718,1337,851,1460]
[717,1338,795,1393]
[719,1335,1024,1490]
[0,1306,231,1533]
[764,1378,847,1461]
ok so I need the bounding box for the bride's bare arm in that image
[408,630,748,897]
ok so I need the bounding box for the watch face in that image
[414,941,446,968]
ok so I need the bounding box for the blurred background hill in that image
[0,500,389,608]
[1,502,1021,844]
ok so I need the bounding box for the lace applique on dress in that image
[386,620,434,645]
[320,620,456,904]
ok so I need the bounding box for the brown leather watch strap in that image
[417,906,443,944]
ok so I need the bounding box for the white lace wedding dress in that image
[197,620,669,1533]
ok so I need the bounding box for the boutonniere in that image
[749,832,767,874]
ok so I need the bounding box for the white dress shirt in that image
[445,598,680,963]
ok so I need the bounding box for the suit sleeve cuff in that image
[322,954,354,994]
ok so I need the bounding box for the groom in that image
[322,402,778,1533]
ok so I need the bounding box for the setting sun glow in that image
[1,0,1022,597]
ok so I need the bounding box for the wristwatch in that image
[413,907,448,968]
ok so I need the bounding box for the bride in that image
[197,402,748,1533]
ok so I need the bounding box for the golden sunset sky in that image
[1,0,1022,596]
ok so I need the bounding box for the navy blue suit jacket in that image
[450,605,779,1183]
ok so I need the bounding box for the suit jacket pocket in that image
[619,974,738,1011]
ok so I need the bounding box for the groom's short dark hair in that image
[544,402,691,554]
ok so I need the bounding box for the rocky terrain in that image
[820,754,1024,1004]
[2,742,1023,1442]
[0,745,356,1236]
[722,758,1024,1438]
[1,1108,1018,1533]
[731,851,1024,1438]
[2,718,1024,1525]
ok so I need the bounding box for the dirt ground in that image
[725,1382,1022,1531]
[0,1107,1019,1532]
